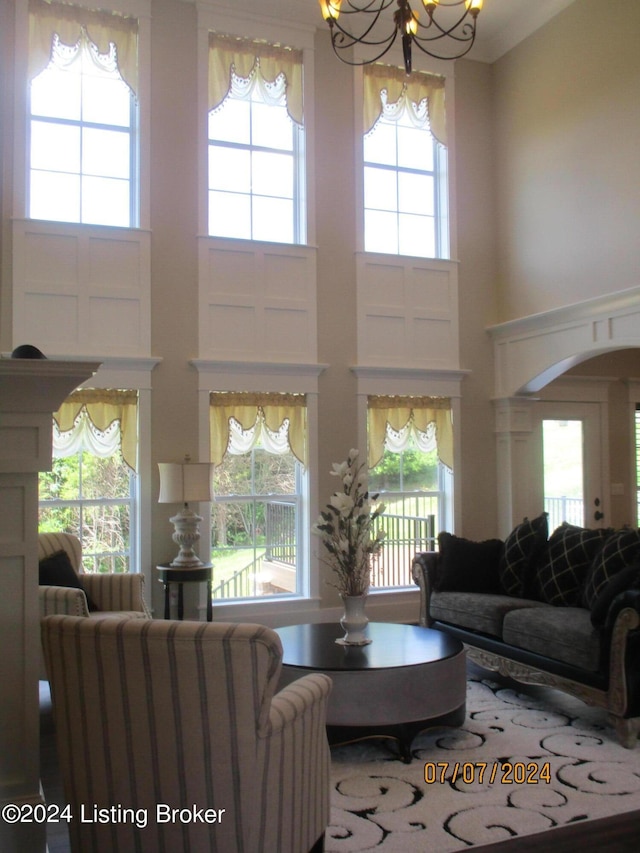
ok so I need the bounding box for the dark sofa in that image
[412,514,640,748]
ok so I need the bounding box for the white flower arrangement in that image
[313,449,386,596]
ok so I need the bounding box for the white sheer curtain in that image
[53,410,121,459]
[226,414,292,457]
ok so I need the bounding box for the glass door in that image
[539,402,605,528]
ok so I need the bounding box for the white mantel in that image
[0,358,99,853]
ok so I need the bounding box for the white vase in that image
[336,593,371,646]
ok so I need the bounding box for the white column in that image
[493,396,542,537]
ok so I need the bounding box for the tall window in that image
[363,65,448,259]
[27,0,138,226]
[368,396,453,588]
[38,389,139,573]
[209,393,307,600]
[207,34,305,243]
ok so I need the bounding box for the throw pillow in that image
[39,550,99,612]
[436,532,504,593]
[583,528,640,610]
[535,523,610,607]
[590,561,640,627]
[499,512,548,598]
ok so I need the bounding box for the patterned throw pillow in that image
[498,513,548,597]
[590,561,640,626]
[583,528,640,609]
[534,523,609,606]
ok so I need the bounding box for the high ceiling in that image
[204,0,579,64]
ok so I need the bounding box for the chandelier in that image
[318,0,484,74]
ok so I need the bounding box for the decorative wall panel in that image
[356,254,459,369]
[198,238,318,363]
[12,220,151,357]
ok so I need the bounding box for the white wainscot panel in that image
[356,254,459,370]
[12,220,151,357]
[198,238,318,363]
[207,305,257,355]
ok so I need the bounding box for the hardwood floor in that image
[40,681,640,853]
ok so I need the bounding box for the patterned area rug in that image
[327,674,640,851]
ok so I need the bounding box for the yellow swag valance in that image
[28,0,138,94]
[208,32,303,125]
[210,392,307,468]
[53,389,139,472]
[368,395,453,471]
[363,63,446,146]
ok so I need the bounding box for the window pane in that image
[365,209,398,254]
[30,171,80,221]
[209,191,251,239]
[252,151,293,198]
[209,98,250,144]
[31,70,81,120]
[398,172,434,215]
[83,128,130,179]
[364,122,397,166]
[82,176,130,226]
[31,121,80,172]
[82,75,131,127]
[209,146,251,192]
[398,213,435,258]
[397,124,434,171]
[252,102,293,151]
[364,166,397,212]
[252,196,293,243]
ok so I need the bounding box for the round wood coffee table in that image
[276,622,466,761]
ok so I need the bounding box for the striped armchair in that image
[38,532,151,619]
[42,616,332,853]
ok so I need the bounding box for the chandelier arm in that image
[410,29,476,61]
[328,3,396,48]
[331,28,400,66]
[415,22,476,47]
[417,9,477,41]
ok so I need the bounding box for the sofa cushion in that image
[503,606,601,672]
[583,528,640,609]
[39,550,99,612]
[431,591,550,638]
[590,561,640,626]
[534,523,610,606]
[436,532,504,593]
[499,513,548,597]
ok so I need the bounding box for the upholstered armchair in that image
[38,532,151,619]
[42,616,332,853]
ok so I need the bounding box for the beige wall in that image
[493,0,640,322]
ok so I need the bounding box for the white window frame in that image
[28,33,139,228]
[12,0,151,230]
[353,51,458,262]
[196,6,317,246]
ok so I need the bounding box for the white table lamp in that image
[158,460,214,566]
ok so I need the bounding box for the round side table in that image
[156,563,213,622]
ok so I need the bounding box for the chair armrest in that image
[412,551,441,627]
[39,585,90,618]
[80,573,151,617]
[259,673,332,853]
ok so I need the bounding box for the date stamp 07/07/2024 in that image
[424,761,552,785]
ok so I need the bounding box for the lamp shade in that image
[158,462,214,504]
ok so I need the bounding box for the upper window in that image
[208,34,305,244]
[367,396,454,588]
[363,65,448,259]
[27,1,138,227]
[209,392,308,600]
[38,389,139,573]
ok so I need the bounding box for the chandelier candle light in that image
[158,458,214,567]
[318,0,483,74]
[313,449,386,645]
